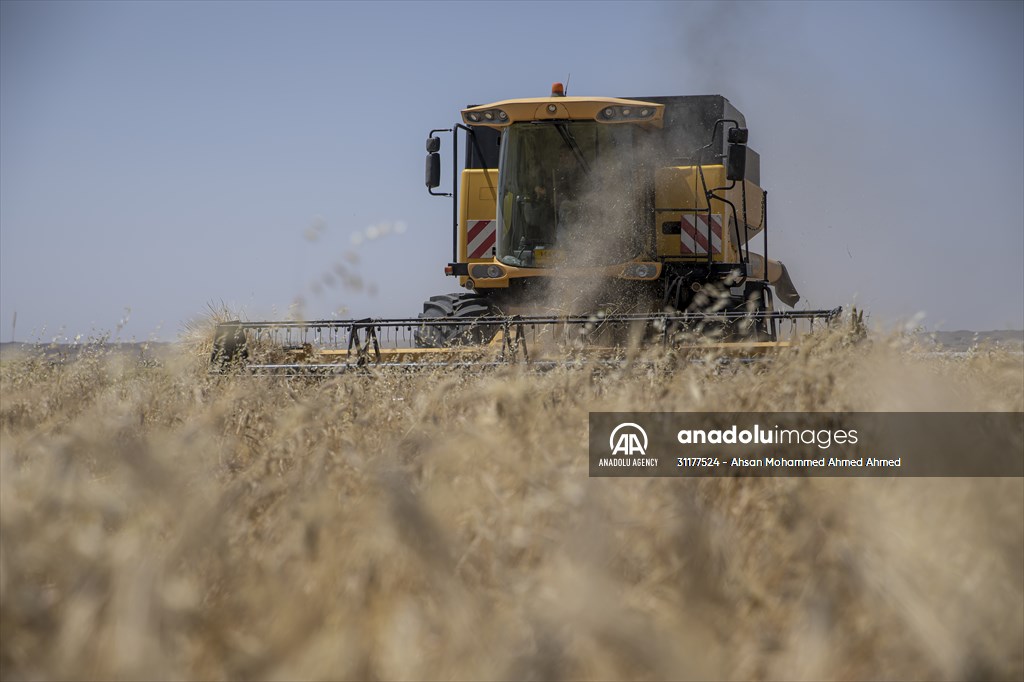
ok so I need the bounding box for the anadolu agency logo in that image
[610,422,648,456]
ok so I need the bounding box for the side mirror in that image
[426,136,440,153]
[726,126,748,181]
[727,127,748,144]
[425,152,441,188]
[726,143,746,181]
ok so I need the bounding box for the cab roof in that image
[461,96,665,129]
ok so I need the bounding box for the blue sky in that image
[2,0,1022,341]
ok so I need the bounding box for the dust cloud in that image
[664,1,1024,330]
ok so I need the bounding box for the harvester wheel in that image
[413,293,499,348]
[729,283,775,342]
[668,281,775,343]
[210,321,248,371]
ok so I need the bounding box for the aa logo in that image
[610,422,648,456]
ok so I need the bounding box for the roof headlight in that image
[598,105,657,122]
[484,111,494,121]
[467,112,481,122]
[497,110,508,121]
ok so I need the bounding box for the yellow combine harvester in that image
[212,84,840,373]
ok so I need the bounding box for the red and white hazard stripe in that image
[680,214,722,255]
[467,219,496,259]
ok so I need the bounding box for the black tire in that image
[413,293,500,348]
[728,283,775,342]
[210,321,248,371]
[664,280,774,343]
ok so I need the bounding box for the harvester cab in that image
[423,84,808,340]
[211,84,840,373]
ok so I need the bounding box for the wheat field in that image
[1,327,1022,681]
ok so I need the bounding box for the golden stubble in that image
[1,328,1021,680]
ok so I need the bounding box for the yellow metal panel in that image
[655,165,706,211]
[459,169,498,263]
[459,169,503,288]
[654,166,767,261]
[655,165,724,261]
[467,259,661,290]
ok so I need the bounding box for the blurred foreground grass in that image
[1,331,1022,681]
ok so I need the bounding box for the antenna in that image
[565,73,571,96]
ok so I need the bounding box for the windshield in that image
[495,121,646,268]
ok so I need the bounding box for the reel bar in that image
[210,308,842,372]
[225,307,841,331]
